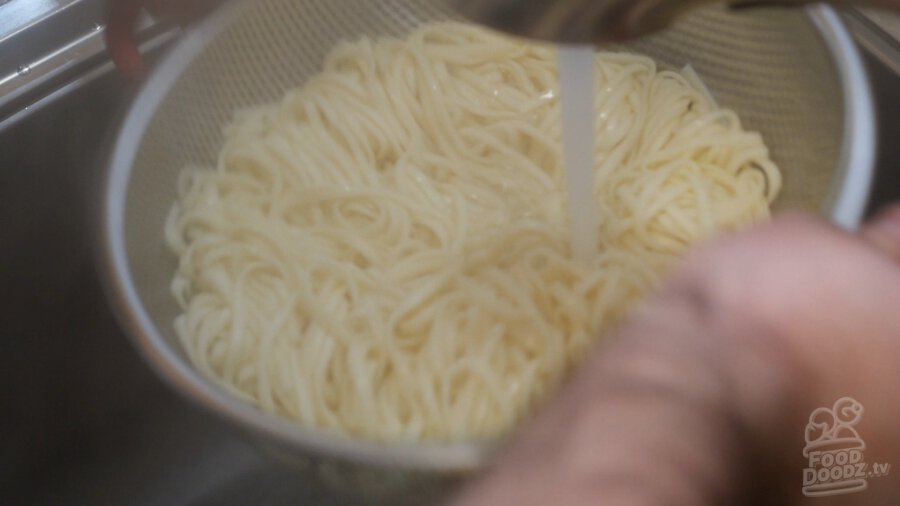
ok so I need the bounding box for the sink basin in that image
[0,73,350,506]
[1,6,899,505]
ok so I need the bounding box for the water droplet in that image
[93,23,103,31]
[17,65,31,76]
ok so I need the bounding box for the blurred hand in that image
[453,204,900,505]
[105,0,224,80]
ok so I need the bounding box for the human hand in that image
[105,0,224,80]
[452,205,900,505]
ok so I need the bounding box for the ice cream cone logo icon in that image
[802,397,867,497]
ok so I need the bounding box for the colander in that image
[102,0,875,502]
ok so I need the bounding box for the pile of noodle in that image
[165,22,780,441]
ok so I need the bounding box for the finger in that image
[105,0,146,81]
[861,203,900,262]
[452,303,740,506]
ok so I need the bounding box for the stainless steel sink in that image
[849,11,900,210]
[0,2,333,504]
[1,3,899,505]
[0,68,347,506]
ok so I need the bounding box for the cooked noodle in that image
[165,22,780,441]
